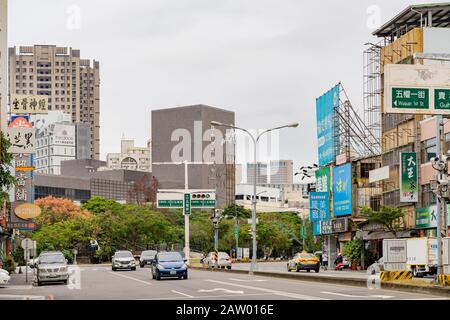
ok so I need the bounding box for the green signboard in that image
[400,152,418,203]
[392,88,429,110]
[191,199,216,208]
[184,193,191,215]
[435,89,450,110]
[315,167,331,193]
[157,200,183,208]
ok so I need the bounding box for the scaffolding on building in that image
[363,41,383,156]
[333,83,380,161]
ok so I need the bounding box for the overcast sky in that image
[8,0,446,180]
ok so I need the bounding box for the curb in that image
[190,266,450,297]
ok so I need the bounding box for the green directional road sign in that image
[191,199,216,208]
[435,89,450,110]
[157,200,183,208]
[392,88,429,110]
[184,193,191,215]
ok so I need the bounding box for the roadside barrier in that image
[380,271,412,282]
[437,275,450,286]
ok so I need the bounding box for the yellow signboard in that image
[14,203,42,220]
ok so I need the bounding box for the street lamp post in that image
[211,121,299,273]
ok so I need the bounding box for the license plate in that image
[147,261,152,264]
[49,274,57,278]
[170,270,177,275]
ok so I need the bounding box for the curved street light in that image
[211,121,299,273]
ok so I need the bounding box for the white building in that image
[106,136,152,172]
[35,122,76,175]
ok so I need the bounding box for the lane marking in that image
[205,279,328,300]
[140,293,272,300]
[321,291,393,299]
[1,285,33,290]
[0,294,48,300]
[198,288,244,294]
[229,278,267,282]
[171,290,194,298]
[109,272,152,285]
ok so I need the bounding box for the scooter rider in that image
[334,253,343,270]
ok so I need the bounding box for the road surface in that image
[0,265,446,300]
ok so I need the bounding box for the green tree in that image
[81,196,123,215]
[0,132,15,205]
[223,204,251,219]
[361,206,405,238]
[343,240,362,267]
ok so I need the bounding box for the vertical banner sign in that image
[315,167,331,193]
[316,85,340,166]
[309,192,330,221]
[400,152,418,203]
[184,193,191,215]
[312,221,322,236]
[333,163,353,217]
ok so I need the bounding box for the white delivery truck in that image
[406,237,437,277]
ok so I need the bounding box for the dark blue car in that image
[151,252,188,280]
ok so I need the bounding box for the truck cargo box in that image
[383,239,407,263]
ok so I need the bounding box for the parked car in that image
[287,252,320,273]
[0,268,10,285]
[112,250,136,271]
[139,250,157,268]
[367,257,384,274]
[151,251,188,280]
[203,252,232,269]
[35,251,69,286]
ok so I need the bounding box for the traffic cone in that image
[18,266,22,274]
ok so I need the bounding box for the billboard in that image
[6,128,36,154]
[10,95,49,114]
[384,64,450,115]
[400,152,418,203]
[333,163,352,217]
[315,167,331,193]
[53,123,75,146]
[316,85,340,166]
[309,192,329,221]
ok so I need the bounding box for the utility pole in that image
[184,160,190,266]
[211,209,223,268]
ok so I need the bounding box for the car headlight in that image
[157,264,164,270]
[38,268,47,274]
[181,264,188,270]
[59,267,68,272]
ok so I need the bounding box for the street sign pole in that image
[184,161,190,266]
[436,116,443,275]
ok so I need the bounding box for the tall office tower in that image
[8,45,100,159]
[270,160,294,184]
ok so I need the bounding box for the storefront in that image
[321,217,350,268]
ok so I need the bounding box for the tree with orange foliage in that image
[35,196,92,225]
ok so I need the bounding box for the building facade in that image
[152,105,235,207]
[8,45,100,159]
[269,160,293,184]
[246,162,268,185]
[35,122,91,175]
[106,136,151,172]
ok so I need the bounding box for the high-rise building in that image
[106,136,152,172]
[0,0,7,132]
[35,121,91,175]
[8,45,100,159]
[247,162,268,185]
[269,160,293,184]
[152,105,235,207]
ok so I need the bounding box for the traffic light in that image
[192,193,211,199]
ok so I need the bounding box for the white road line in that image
[1,285,33,290]
[171,290,194,298]
[108,272,152,285]
[141,293,272,300]
[198,288,244,294]
[229,278,267,282]
[205,279,328,300]
[0,294,47,300]
[321,291,393,299]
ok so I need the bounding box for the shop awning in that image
[362,230,413,240]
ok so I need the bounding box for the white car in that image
[203,252,232,269]
[0,268,10,285]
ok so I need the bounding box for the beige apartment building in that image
[106,136,152,172]
[8,45,100,159]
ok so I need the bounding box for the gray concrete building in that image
[269,160,294,184]
[9,45,100,159]
[151,105,235,207]
[246,162,268,185]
